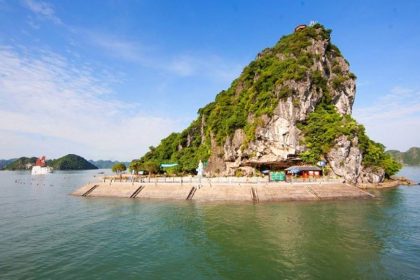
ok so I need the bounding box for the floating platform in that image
[71,182,374,202]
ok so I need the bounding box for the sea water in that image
[0,168,419,279]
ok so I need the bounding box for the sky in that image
[0,0,419,161]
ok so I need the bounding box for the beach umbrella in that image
[317,160,326,167]
[289,168,300,175]
[317,160,326,177]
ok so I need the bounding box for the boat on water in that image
[31,156,53,175]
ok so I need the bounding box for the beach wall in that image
[72,182,374,202]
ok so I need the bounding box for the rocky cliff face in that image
[139,24,395,184]
[207,25,371,182]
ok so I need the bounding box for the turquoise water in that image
[0,168,419,279]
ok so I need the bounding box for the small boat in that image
[31,156,53,175]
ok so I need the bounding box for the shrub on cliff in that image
[298,103,402,177]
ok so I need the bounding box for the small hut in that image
[294,24,307,32]
[285,165,322,177]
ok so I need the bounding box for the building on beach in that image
[285,165,322,177]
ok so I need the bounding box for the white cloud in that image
[26,17,41,29]
[87,33,150,64]
[0,45,185,160]
[86,32,242,83]
[167,54,243,82]
[23,0,62,24]
[353,86,420,151]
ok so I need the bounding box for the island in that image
[0,159,17,169]
[387,147,420,166]
[49,154,98,170]
[73,23,409,202]
[89,160,130,169]
[2,154,98,170]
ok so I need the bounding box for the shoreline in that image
[359,177,416,189]
[98,174,416,189]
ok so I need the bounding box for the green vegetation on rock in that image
[3,157,37,170]
[138,24,339,172]
[89,160,129,169]
[298,102,402,177]
[2,154,99,171]
[0,159,15,170]
[50,154,98,170]
[136,23,401,179]
[139,128,210,173]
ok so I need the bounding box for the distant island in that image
[88,160,130,169]
[1,155,132,170]
[49,154,98,170]
[0,159,16,169]
[1,157,37,170]
[387,147,420,166]
[2,154,97,170]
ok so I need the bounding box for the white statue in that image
[196,160,204,185]
[197,160,204,177]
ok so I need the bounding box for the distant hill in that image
[1,155,132,171]
[50,154,98,170]
[387,147,420,165]
[3,157,37,170]
[89,160,129,169]
[0,159,16,169]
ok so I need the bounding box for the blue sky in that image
[0,0,419,160]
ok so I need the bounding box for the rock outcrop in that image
[209,25,360,180]
[139,23,397,184]
[326,136,363,184]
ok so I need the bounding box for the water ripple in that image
[0,168,420,279]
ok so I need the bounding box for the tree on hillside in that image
[129,160,142,174]
[143,161,160,181]
[112,163,127,174]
